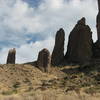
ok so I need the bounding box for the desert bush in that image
[13,82,20,88]
[2,90,17,95]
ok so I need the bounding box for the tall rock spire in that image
[51,28,65,66]
[6,48,16,64]
[65,17,93,63]
[98,0,100,10]
[92,0,100,58]
[96,0,100,41]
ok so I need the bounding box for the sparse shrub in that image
[23,78,30,83]
[13,82,20,88]
[2,90,17,95]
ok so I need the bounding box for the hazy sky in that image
[0,0,98,63]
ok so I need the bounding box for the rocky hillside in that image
[0,0,100,100]
[0,64,100,100]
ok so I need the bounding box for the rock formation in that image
[96,0,100,41]
[37,48,51,72]
[7,48,16,64]
[65,17,93,63]
[92,0,100,59]
[93,42,100,58]
[51,28,65,66]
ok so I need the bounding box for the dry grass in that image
[0,91,100,100]
[0,64,100,100]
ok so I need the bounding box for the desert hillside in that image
[0,64,100,100]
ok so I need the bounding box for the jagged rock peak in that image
[77,17,86,25]
[58,28,64,33]
[51,28,65,66]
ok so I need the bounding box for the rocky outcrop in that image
[7,48,16,64]
[37,48,51,72]
[65,17,93,63]
[51,28,65,66]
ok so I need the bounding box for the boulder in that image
[51,28,65,66]
[7,48,16,64]
[37,48,51,72]
[65,17,93,64]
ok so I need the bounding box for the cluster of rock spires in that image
[6,0,100,72]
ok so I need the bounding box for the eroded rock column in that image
[51,28,65,66]
[65,17,93,63]
[92,0,100,58]
[96,0,100,41]
[7,48,16,64]
[37,48,51,72]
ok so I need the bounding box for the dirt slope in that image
[0,64,100,100]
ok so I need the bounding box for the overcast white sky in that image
[0,0,98,64]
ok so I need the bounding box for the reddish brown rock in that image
[65,17,93,63]
[7,48,16,64]
[51,28,65,66]
[37,48,51,72]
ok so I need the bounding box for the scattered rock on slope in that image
[37,48,51,72]
[65,17,93,64]
[51,28,65,66]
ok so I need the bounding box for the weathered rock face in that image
[51,28,65,66]
[7,48,16,64]
[37,48,51,72]
[65,17,93,63]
